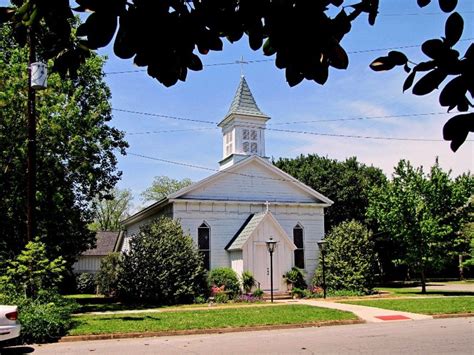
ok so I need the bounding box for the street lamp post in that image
[317,240,327,299]
[265,237,277,303]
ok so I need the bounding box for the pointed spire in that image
[227,76,268,117]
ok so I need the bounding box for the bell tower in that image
[218,76,270,170]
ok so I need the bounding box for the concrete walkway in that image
[279,299,433,323]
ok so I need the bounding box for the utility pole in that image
[26,27,36,242]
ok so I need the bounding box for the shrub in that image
[241,271,256,293]
[0,289,78,344]
[75,273,96,294]
[290,287,310,298]
[118,217,207,305]
[96,252,121,296]
[252,288,264,299]
[284,267,307,289]
[214,292,229,303]
[0,238,66,297]
[208,267,241,298]
[313,220,377,294]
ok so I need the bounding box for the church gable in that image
[169,156,332,205]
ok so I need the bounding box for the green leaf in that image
[445,12,463,47]
[438,0,458,13]
[412,69,447,95]
[369,56,396,71]
[417,0,431,7]
[187,54,203,71]
[403,71,416,92]
[443,113,474,151]
[421,39,445,59]
[388,51,408,66]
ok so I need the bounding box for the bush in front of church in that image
[208,267,241,299]
[117,217,207,305]
[313,220,377,294]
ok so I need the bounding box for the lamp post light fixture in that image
[317,240,327,299]
[265,237,277,303]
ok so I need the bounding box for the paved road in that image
[3,317,472,355]
[416,283,474,293]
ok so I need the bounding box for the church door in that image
[253,242,279,291]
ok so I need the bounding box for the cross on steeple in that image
[236,56,248,77]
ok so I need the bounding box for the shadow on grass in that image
[414,290,474,297]
[76,302,163,313]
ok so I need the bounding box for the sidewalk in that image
[280,299,433,323]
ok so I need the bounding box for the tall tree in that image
[274,155,387,231]
[141,176,192,203]
[90,188,133,232]
[0,24,128,267]
[367,159,473,292]
[0,1,470,149]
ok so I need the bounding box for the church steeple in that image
[218,76,270,170]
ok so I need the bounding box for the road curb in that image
[59,319,364,343]
[432,313,474,319]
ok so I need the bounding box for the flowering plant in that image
[210,284,225,296]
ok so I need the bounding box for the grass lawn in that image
[343,296,474,315]
[74,300,269,314]
[69,305,356,335]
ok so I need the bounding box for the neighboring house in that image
[121,76,333,291]
[73,231,124,274]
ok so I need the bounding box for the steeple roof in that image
[226,76,268,118]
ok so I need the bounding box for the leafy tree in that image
[96,252,121,296]
[0,24,128,266]
[274,154,387,231]
[313,220,377,294]
[367,159,473,292]
[90,188,133,232]
[118,217,207,304]
[0,238,66,297]
[141,176,192,203]
[460,202,474,274]
[1,1,470,148]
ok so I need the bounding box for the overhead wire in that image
[103,38,473,75]
[112,107,471,142]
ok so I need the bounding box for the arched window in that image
[198,222,210,270]
[293,224,304,269]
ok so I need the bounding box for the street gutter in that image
[60,319,364,343]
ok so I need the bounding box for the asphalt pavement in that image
[3,317,472,355]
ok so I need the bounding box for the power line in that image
[127,152,304,184]
[126,127,217,135]
[272,112,451,125]
[104,38,473,75]
[113,107,453,128]
[113,108,215,124]
[266,127,455,142]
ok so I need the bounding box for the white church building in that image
[121,77,333,291]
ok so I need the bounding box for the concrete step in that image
[262,292,292,300]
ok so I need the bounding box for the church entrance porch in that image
[226,211,297,293]
[253,241,280,291]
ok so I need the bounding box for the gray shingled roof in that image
[227,76,268,117]
[226,212,266,251]
[82,231,121,256]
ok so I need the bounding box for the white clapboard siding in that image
[181,160,317,203]
[173,200,324,284]
[73,256,102,274]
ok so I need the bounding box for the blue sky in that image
[2,1,473,209]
